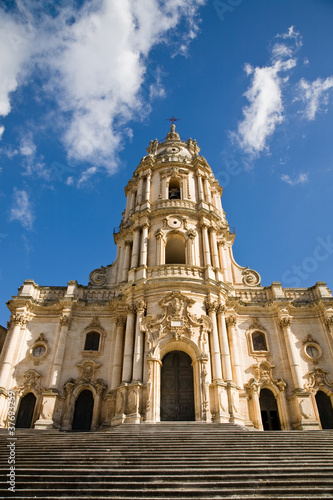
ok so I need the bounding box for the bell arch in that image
[165,233,186,264]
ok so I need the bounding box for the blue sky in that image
[1,0,333,326]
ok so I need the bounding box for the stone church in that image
[1,125,333,432]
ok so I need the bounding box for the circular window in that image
[32,345,46,358]
[306,345,319,359]
[303,341,322,361]
[167,218,181,228]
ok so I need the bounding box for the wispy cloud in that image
[297,76,333,120]
[281,173,308,186]
[10,188,35,230]
[0,0,206,179]
[234,26,300,159]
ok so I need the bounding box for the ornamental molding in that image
[242,268,261,287]
[246,361,286,395]
[304,367,333,394]
[16,369,44,397]
[246,317,268,334]
[77,360,101,383]
[89,266,107,286]
[141,291,212,353]
[83,316,105,335]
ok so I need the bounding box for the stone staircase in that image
[1,422,333,499]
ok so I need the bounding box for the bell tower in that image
[88,124,261,425]
[91,124,260,289]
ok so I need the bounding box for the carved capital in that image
[11,312,29,327]
[187,229,197,240]
[226,316,237,327]
[205,300,218,313]
[154,228,164,240]
[60,314,72,328]
[217,304,226,316]
[135,300,146,314]
[279,317,292,329]
[116,316,126,327]
[126,303,136,315]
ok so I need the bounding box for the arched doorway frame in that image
[146,337,211,423]
[246,378,290,430]
[61,376,106,431]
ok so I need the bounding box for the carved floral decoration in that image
[304,367,333,393]
[246,360,286,395]
[141,291,212,354]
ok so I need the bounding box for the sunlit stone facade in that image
[1,125,333,431]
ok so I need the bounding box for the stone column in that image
[91,381,106,431]
[137,176,144,204]
[221,243,232,282]
[49,312,72,390]
[203,176,212,203]
[111,317,125,389]
[226,316,243,387]
[201,222,212,267]
[130,226,141,269]
[122,305,136,383]
[121,241,132,282]
[187,229,197,266]
[209,227,219,268]
[144,172,151,202]
[217,306,233,382]
[145,356,162,423]
[206,302,223,381]
[0,312,28,389]
[279,317,304,391]
[155,229,164,265]
[197,173,204,201]
[132,301,146,382]
[139,222,149,267]
[246,380,262,430]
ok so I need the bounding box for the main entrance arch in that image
[72,390,94,431]
[160,350,195,421]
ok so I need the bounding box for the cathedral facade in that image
[1,125,333,431]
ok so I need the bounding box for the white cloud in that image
[234,27,299,158]
[0,10,34,135]
[0,125,4,140]
[10,188,35,230]
[298,76,333,120]
[281,173,308,186]
[0,0,206,176]
[19,133,50,180]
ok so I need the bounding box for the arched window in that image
[169,178,181,200]
[165,234,186,264]
[84,332,100,351]
[252,331,268,351]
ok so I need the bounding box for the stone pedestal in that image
[34,391,58,430]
